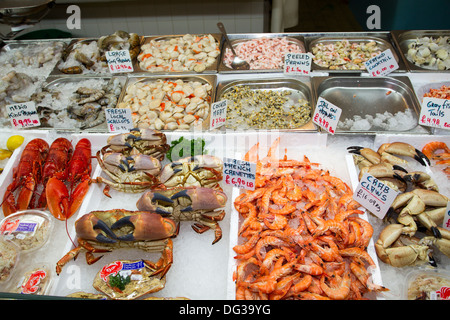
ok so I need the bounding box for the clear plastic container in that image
[13,263,52,295]
[405,268,450,300]
[0,239,19,283]
[0,210,53,253]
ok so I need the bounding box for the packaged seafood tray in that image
[403,269,450,300]
[32,75,126,132]
[306,32,406,73]
[225,132,385,300]
[215,77,317,131]
[116,74,216,131]
[50,31,143,76]
[133,34,222,74]
[391,30,450,72]
[311,76,428,134]
[217,33,306,73]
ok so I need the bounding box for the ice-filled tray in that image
[391,30,450,72]
[217,33,306,73]
[34,75,126,132]
[216,77,316,131]
[134,34,222,74]
[311,76,427,134]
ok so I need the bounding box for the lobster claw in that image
[46,177,70,220]
[46,176,91,221]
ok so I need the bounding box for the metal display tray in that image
[215,77,317,131]
[311,76,428,134]
[217,33,306,73]
[306,32,406,73]
[36,75,127,132]
[391,29,450,72]
[133,33,222,74]
[117,74,217,130]
[49,36,144,76]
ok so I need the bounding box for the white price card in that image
[283,52,312,75]
[105,108,134,132]
[443,202,450,231]
[210,100,227,129]
[312,97,341,134]
[223,157,256,191]
[6,101,40,128]
[419,97,450,130]
[106,50,134,73]
[353,173,399,219]
[364,49,399,77]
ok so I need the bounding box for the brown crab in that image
[56,209,178,275]
[136,186,228,244]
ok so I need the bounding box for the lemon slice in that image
[6,135,24,152]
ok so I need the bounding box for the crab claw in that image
[75,213,118,243]
[377,142,430,166]
[110,212,178,241]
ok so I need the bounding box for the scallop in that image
[436,49,449,60]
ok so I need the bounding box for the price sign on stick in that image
[106,50,134,73]
[223,157,256,191]
[353,173,399,219]
[364,49,399,77]
[105,108,133,132]
[312,97,342,134]
[210,100,227,129]
[7,101,40,128]
[284,53,312,75]
[419,97,450,130]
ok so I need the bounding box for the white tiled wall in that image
[1,0,266,39]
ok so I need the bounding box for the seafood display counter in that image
[0,29,449,301]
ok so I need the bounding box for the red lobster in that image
[2,138,50,217]
[46,138,92,220]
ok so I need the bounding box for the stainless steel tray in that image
[311,76,426,134]
[217,33,306,73]
[307,34,403,73]
[50,35,144,76]
[117,74,217,130]
[133,34,222,74]
[215,77,317,131]
[391,30,450,72]
[34,75,126,132]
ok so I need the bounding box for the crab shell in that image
[75,209,178,243]
[107,128,169,160]
[159,154,223,189]
[136,186,227,215]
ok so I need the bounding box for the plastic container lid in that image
[405,268,450,300]
[0,210,53,253]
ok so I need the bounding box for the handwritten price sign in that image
[106,50,134,73]
[6,101,40,128]
[105,108,133,132]
[419,97,450,130]
[284,53,312,75]
[364,49,398,77]
[223,157,256,190]
[353,173,399,219]
[312,97,341,134]
[210,100,227,129]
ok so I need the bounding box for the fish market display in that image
[233,138,385,300]
[407,36,450,70]
[223,37,303,70]
[423,84,450,99]
[33,77,123,129]
[137,34,220,72]
[348,142,450,267]
[117,78,212,130]
[58,31,140,74]
[223,85,311,129]
[312,40,382,70]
